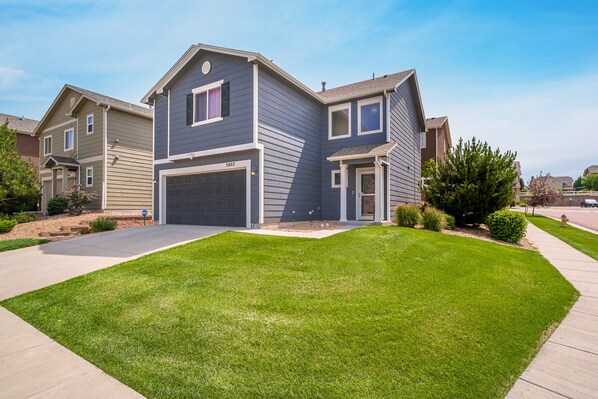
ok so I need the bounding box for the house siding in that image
[153,150,260,224]
[388,80,422,214]
[154,95,168,160]
[167,52,253,157]
[38,91,78,162]
[78,159,103,210]
[258,67,322,222]
[16,134,39,170]
[106,109,153,210]
[76,99,104,160]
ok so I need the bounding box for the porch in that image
[40,156,80,211]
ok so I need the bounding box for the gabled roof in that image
[318,70,413,102]
[42,155,80,169]
[0,112,39,135]
[34,84,152,135]
[425,116,453,147]
[584,165,598,176]
[327,142,397,161]
[554,176,573,184]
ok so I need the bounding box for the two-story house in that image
[142,44,426,227]
[1,112,39,168]
[421,116,452,165]
[34,84,153,212]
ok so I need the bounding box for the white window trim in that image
[191,79,224,127]
[328,102,351,140]
[331,170,341,188]
[64,128,74,151]
[420,132,427,149]
[43,135,52,156]
[86,114,94,135]
[85,166,93,187]
[357,96,383,136]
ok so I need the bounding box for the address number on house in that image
[225,162,236,168]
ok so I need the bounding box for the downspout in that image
[102,105,111,209]
[383,90,390,142]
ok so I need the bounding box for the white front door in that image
[356,168,375,220]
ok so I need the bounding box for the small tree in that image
[0,121,39,213]
[59,185,99,215]
[519,177,525,190]
[583,174,598,191]
[526,173,562,215]
[573,176,583,189]
[424,137,517,225]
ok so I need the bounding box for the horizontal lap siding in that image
[168,52,253,155]
[258,68,322,223]
[154,96,168,160]
[78,159,103,210]
[39,91,79,162]
[389,80,422,217]
[106,109,153,210]
[76,100,103,159]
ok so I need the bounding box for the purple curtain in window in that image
[208,88,221,119]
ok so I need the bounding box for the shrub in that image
[422,207,447,232]
[0,219,17,233]
[444,214,456,230]
[90,218,117,232]
[47,196,69,215]
[12,212,35,224]
[517,201,527,207]
[60,185,100,216]
[395,204,422,228]
[424,138,517,226]
[485,210,527,243]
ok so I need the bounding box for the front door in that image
[356,168,375,220]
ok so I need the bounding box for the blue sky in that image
[1,0,597,180]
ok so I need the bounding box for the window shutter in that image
[221,82,230,117]
[186,93,193,125]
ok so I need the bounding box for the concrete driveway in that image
[0,224,231,301]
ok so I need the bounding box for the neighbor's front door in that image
[357,168,375,220]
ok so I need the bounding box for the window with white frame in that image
[328,103,351,139]
[64,129,74,151]
[192,80,223,126]
[420,132,426,148]
[331,170,341,188]
[43,136,52,155]
[357,97,383,135]
[86,167,93,187]
[87,114,93,134]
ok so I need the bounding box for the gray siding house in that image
[143,44,426,227]
[34,84,153,212]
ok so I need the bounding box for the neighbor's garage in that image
[165,170,246,226]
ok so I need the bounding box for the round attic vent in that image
[201,61,211,75]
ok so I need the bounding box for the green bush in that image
[485,210,527,243]
[90,218,117,232]
[422,207,447,232]
[395,204,422,228]
[0,219,17,233]
[517,201,527,207]
[444,214,456,230]
[47,196,69,216]
[12,212,35,224]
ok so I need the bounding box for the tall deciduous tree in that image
[0,121,39,213]
[573,176,583,189]
[526,172,563,215]
[424,137,517,225]
[583,174,598,191]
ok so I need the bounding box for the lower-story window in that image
[331,170,341,188]
[86,167,93,187]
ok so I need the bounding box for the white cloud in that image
[0,66,26,89]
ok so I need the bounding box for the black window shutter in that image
[186,93,193,125]
[221,82,230,117]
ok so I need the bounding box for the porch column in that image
[340,162,348,222]
[374,156,383,223]
[51,168,58,198]
[61,167,68,191]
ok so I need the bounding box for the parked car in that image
[581,199,598,207]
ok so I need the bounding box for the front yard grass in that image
[1,227,577,398]
[0,238,49,252]
[527,214,598,261]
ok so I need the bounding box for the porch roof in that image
[42,155,80,169]
[326,141,397,162]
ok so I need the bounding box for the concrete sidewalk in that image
[507,223,598,399]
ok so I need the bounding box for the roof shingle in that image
[327,142,397,160]
[0,113,39,134]
[317,70,414,103]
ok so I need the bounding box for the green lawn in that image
[0,238,49,252]
[527,215,598,261]
[1,227,577,399]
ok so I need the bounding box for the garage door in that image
[165,170,246,227]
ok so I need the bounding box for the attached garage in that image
[163,167,249,227]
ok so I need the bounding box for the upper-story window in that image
[192,80,223,126]
[87,114,94,134]
[328,103,351,140]
[64,128,74,151]
[357,97,383,135]
[420,132,426,148]
[43,135,52,155]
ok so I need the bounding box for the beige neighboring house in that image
[543,175,571,192]
[34,84,153,212]
[583,165,598,177]
[553,176,573,190]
